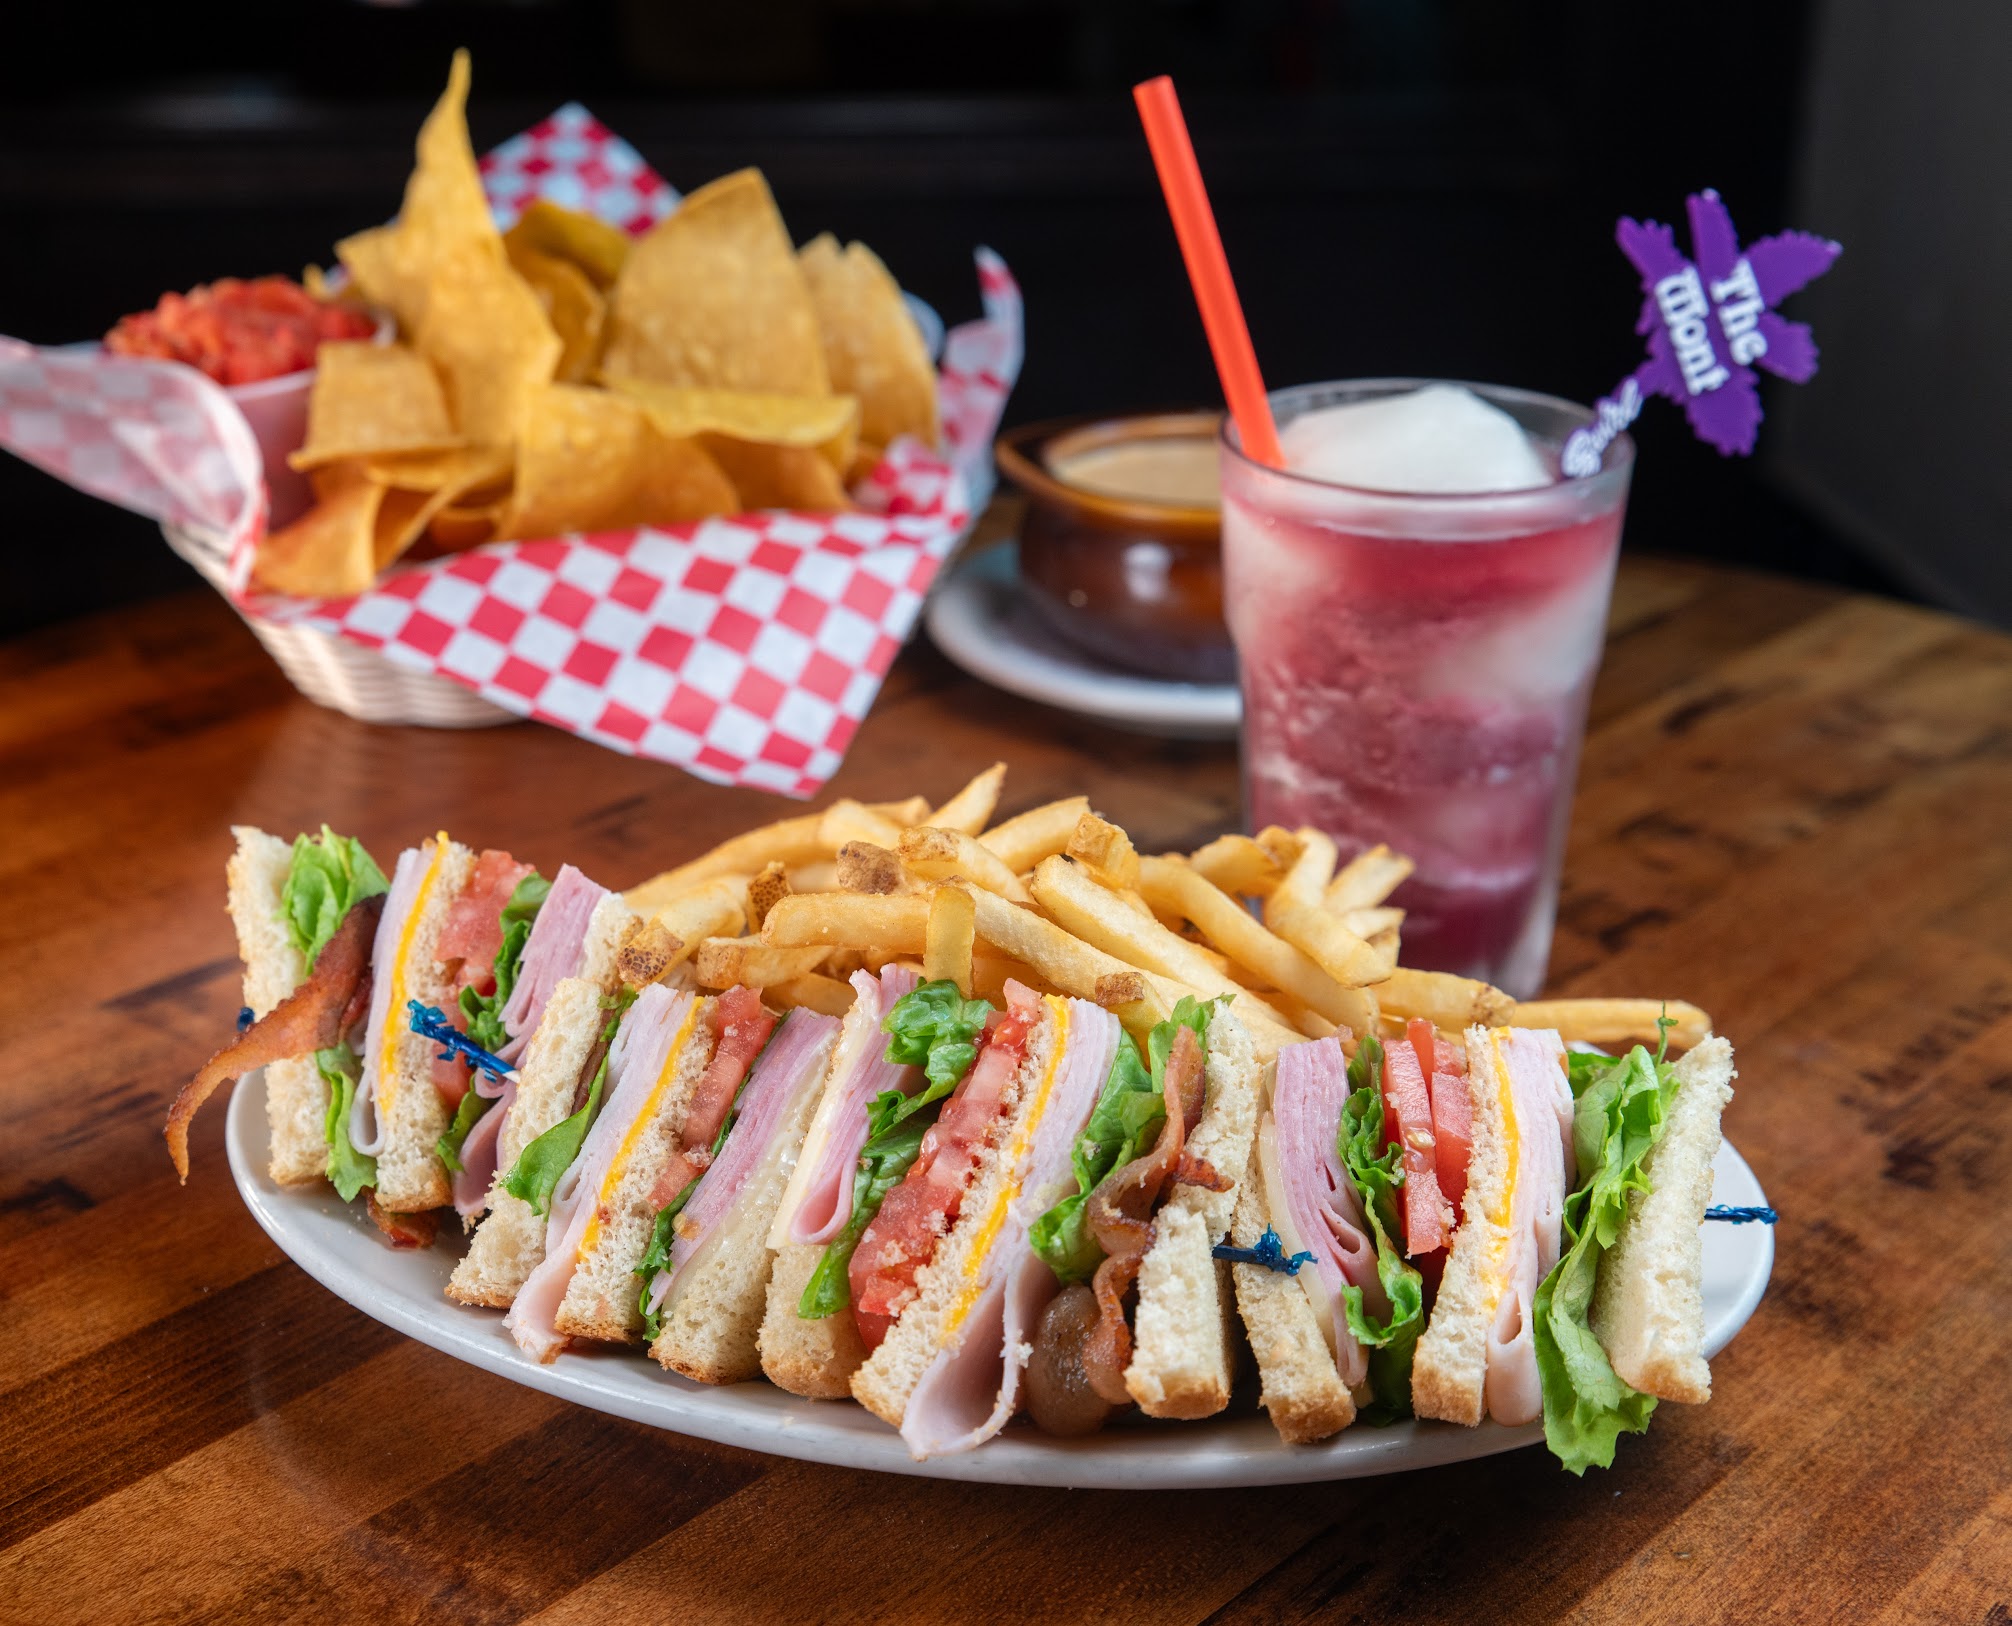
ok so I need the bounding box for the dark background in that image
[0,0,1898,637]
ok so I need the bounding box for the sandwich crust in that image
[1125,1006,1261,1419]
[759,1242,868,1398]
[1591,1036,1736,1404]
[447,976,613,1307]
[850,998,1060,1429]
[1228,1172,1355,1444]
[227,826,325,1187]
[1410,1026,1516,1427]
[552,998,718,1344]
[372,839,475,1212]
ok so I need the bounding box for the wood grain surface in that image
[2,532,2007,1625]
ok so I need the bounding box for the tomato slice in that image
[1382,1036,1452,1256]
[1413,1017,1473,1211]
[849,996,1038,1350]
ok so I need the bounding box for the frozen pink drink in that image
[1221,381,1633,998]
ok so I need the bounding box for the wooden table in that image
[3,544,2008,1624]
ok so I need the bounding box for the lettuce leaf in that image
[435,1085,489,1175]
[1534,1042,1682,1473]
[280,827,389,972]
[1334,1034,1425,1425]
[317,1043,375,1202]
[498,985,634,1216]
[1027,995,1215,1285]
[798,980,993,1318]
[458,872,549,1055]
[635,1175,700,1340]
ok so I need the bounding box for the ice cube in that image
[1279,384,1552,495]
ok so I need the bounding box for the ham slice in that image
[644,1008,843,1320]
[776,967,921,1247]
[448,865,612,1217]
[899,997,1118,1459]
[503,985,693,1362]
[1273,1036,1376,1390]
[1480,1027,1575,1425]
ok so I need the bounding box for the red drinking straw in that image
[1132,75,1285,468]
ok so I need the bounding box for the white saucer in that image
[924,544,1241,740]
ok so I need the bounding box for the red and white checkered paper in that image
[0,111,1021,798]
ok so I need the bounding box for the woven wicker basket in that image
[164,521,514,729]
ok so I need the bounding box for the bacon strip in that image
[1081,1025,1205,1404]
[368,1194,439,1249]
[165,894,385,1181]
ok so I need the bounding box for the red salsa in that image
[104,275,375,387]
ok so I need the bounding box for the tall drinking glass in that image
[1219,380,1634,1000]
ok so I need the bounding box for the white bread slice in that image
[371,838,475,1212]
[760,1242,868,1398]
[850,998,1060,1428]
[227,827,326,1187]
[447,977,611,1307]
[574,892,637,991]
[1228,1165,1355,1443]
[1410,1026,1516,1427]
[1125,1006,1262,1418]
[1591,1036,1736,1404]
[552,999,718,1344]
[651,1054,828,1384]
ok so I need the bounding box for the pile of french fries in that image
[619,764,1712,1058]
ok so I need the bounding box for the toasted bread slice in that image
[1125,1005,1262,1419]
[552,997,718,1344]
[227,827,327,1187]
[447,976,611,1307]
[1228,1170,1355,1444]
[759,1242,868,1399]
[850,998,1060,1429]
[1410,1026,1518,1428]
[1591,1036,1736,1404]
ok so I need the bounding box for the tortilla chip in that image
[413,239,561,447]
[362,444,514,494]
[798,233,939,452]
[500,384,736,539]
[601,376,858,473]
[373,487,435,570]
[601,169,828,395]
[507,240,606,383]
[699,434,849,513]
[254,466,382,596]
[428,499,506,552]
[290,343,461,470]
[505,199,631,289]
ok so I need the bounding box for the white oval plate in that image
[225,1077,1771,1488]
[925,544,1242,740]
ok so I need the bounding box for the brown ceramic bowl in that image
[994,412,1232,683]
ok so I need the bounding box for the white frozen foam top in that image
[1278,383,1552,495]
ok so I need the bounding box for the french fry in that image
[872,795,932,827]
[836,841,905,895]
[818,798,904,851]
[1255,826,1304,872]
[1186,833,1285,897]
[1339,905,1404,939]
[1325,843,1415,913]
[956,881,1171,1032]
[788,860,837,893]
[898,825,1035,905]
[769,972,856,1018]
[616,918,679,988]
[1365,926,1401,965]
[624,815,825,910]
[1376,966,1516,1031]
[763,892,929,955]
[746,861,791,933]
[693,938,830,989]
[927,761,1007,835]
[1066,813,1139,889]
[978,795,1090,874]
[1263,827,1389,988]
[1136,856,1377,1035]
[1509,998,1713,1052]
[971,950,1056,1004]
[1028,855,1296,1031]
[635,877,747,972]
[924,885,977,996]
